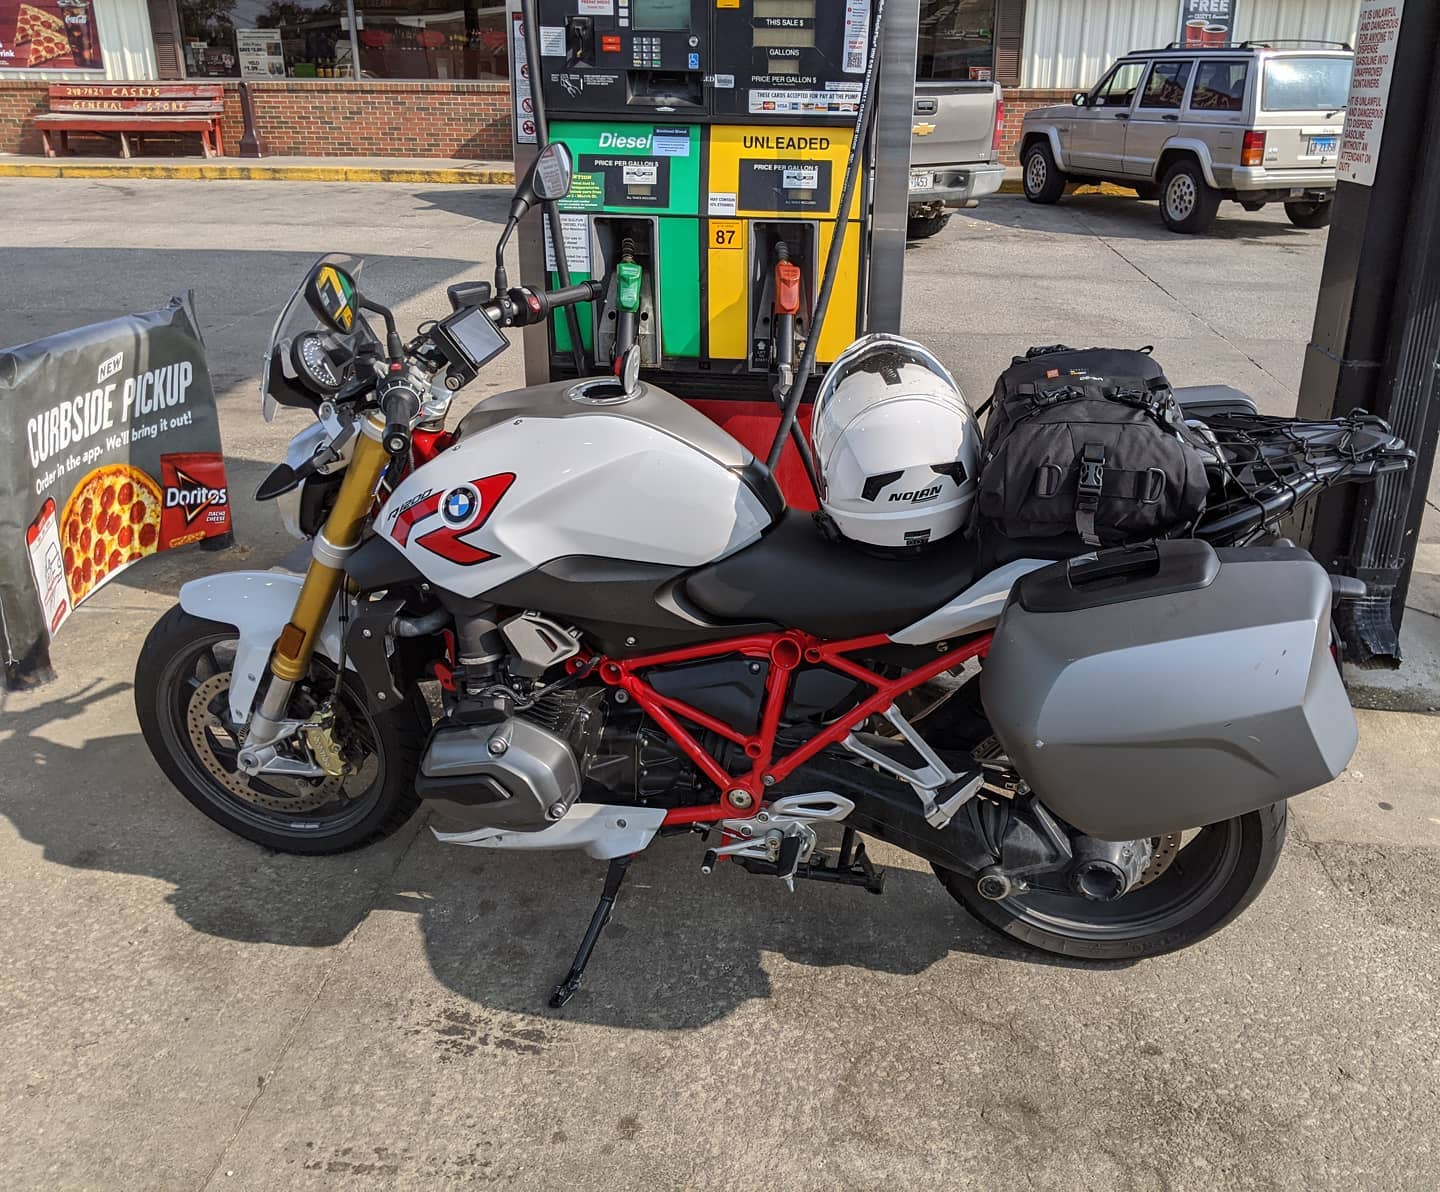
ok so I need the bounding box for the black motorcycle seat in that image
[683,510,981,640]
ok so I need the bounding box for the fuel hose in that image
[519,0,587,376]
[766,0,888,486]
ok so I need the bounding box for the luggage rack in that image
[1191,412,1413,545]
[1153,39,1353,52]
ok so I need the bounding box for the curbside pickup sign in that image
[0,294,230,687]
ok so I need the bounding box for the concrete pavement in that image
[2,181,1439,1189]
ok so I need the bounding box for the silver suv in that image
[1019,42,1352,233]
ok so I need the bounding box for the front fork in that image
[242,413,392,756]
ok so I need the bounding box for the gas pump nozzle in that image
[613,236,643,365]
[771,241,804,395]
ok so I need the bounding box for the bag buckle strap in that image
[1076,443,1105,545]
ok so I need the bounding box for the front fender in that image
[179,570,346,726]
[1021,125,1067,170]
[1040,126,1066,169]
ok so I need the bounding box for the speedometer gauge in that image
[291,331,343,393]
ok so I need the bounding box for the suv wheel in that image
[1285,200,1332,229]
[1160,159,1220,234]
[1023,141,1067,204]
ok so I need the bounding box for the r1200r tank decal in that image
[387,473,516,566]
[377,412,773,599]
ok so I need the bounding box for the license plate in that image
[909,171,934,191]
[1309,135,1337,155]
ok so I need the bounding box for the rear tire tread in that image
[935,802,1288,961]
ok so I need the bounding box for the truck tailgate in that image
[911,81,997,168]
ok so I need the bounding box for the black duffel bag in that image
[978,345,1208,546]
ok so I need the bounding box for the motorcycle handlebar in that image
[379,378,420,455]
[542,280,606,309]
[483,280,605,329]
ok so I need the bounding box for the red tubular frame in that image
[572,629,992,827]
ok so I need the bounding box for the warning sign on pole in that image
[1339,0,1404,188]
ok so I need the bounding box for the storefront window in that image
[351,0,508,80]
[916,0,994,83]
[179,0,353,77]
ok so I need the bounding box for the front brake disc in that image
[186,672,344,813]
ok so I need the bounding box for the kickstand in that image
[550,853,634,1008]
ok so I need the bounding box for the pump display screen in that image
[753,0,817,48]
[632,0,689,30]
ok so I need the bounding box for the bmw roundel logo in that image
[442,486,478,525]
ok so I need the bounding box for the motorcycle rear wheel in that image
[135,605,427,855]
[934,802,1287,960]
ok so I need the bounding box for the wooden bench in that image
[35,83,226,159]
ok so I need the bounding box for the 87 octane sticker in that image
[710,220,743,249]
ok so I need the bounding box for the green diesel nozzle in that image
[617,260,643,314]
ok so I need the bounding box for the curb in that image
[0,161,515,185]
[0,160,1139,195]
[997,178,1138,197]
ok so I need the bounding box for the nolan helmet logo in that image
[889,484,942,504]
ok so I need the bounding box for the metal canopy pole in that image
[865,0,919,332]
[518,0,587,378]
[1297,2,1440,665]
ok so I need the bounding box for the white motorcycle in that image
[135,144,1409,1003]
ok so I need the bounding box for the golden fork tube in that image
[267,415,391,687]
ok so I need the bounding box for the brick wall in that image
[0,78,513,158]
[4,78,1066,165]
[0,82,49,154]
[999,88,1072,165]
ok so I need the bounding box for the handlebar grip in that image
[545,280,605,308]
[380,383,420,455]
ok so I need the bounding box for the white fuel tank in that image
[377,377,777,599]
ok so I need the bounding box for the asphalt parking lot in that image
[3,180,1439,1190]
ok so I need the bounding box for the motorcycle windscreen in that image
[980,542,1356,840]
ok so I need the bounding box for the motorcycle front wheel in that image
[934,802,1287,960]
[135,605,427,855]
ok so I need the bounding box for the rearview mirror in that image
[514,142,574,213]
[496,142,575,295]
[1073,92,1088,107]
[304,261,359,334]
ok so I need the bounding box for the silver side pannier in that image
[982,541,1357,840]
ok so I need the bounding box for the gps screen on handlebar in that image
[436,305,509,370]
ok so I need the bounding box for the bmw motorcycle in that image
[135,145,1412,1003]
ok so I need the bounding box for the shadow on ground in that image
[967,193,1326,244]
[1,678,1113,1031]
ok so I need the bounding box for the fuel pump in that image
[508,0,919,504]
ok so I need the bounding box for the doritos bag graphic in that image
[161,451,231,549]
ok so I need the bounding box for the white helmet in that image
[812,334,981,550]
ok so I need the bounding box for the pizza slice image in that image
[59,464,164,606]
[15,2,64,44]
[27,24,71,66]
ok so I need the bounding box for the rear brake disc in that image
[1136,832,1183,887]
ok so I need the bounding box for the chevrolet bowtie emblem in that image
[913,122,936,136]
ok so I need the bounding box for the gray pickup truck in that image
[907,80,1006,240]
